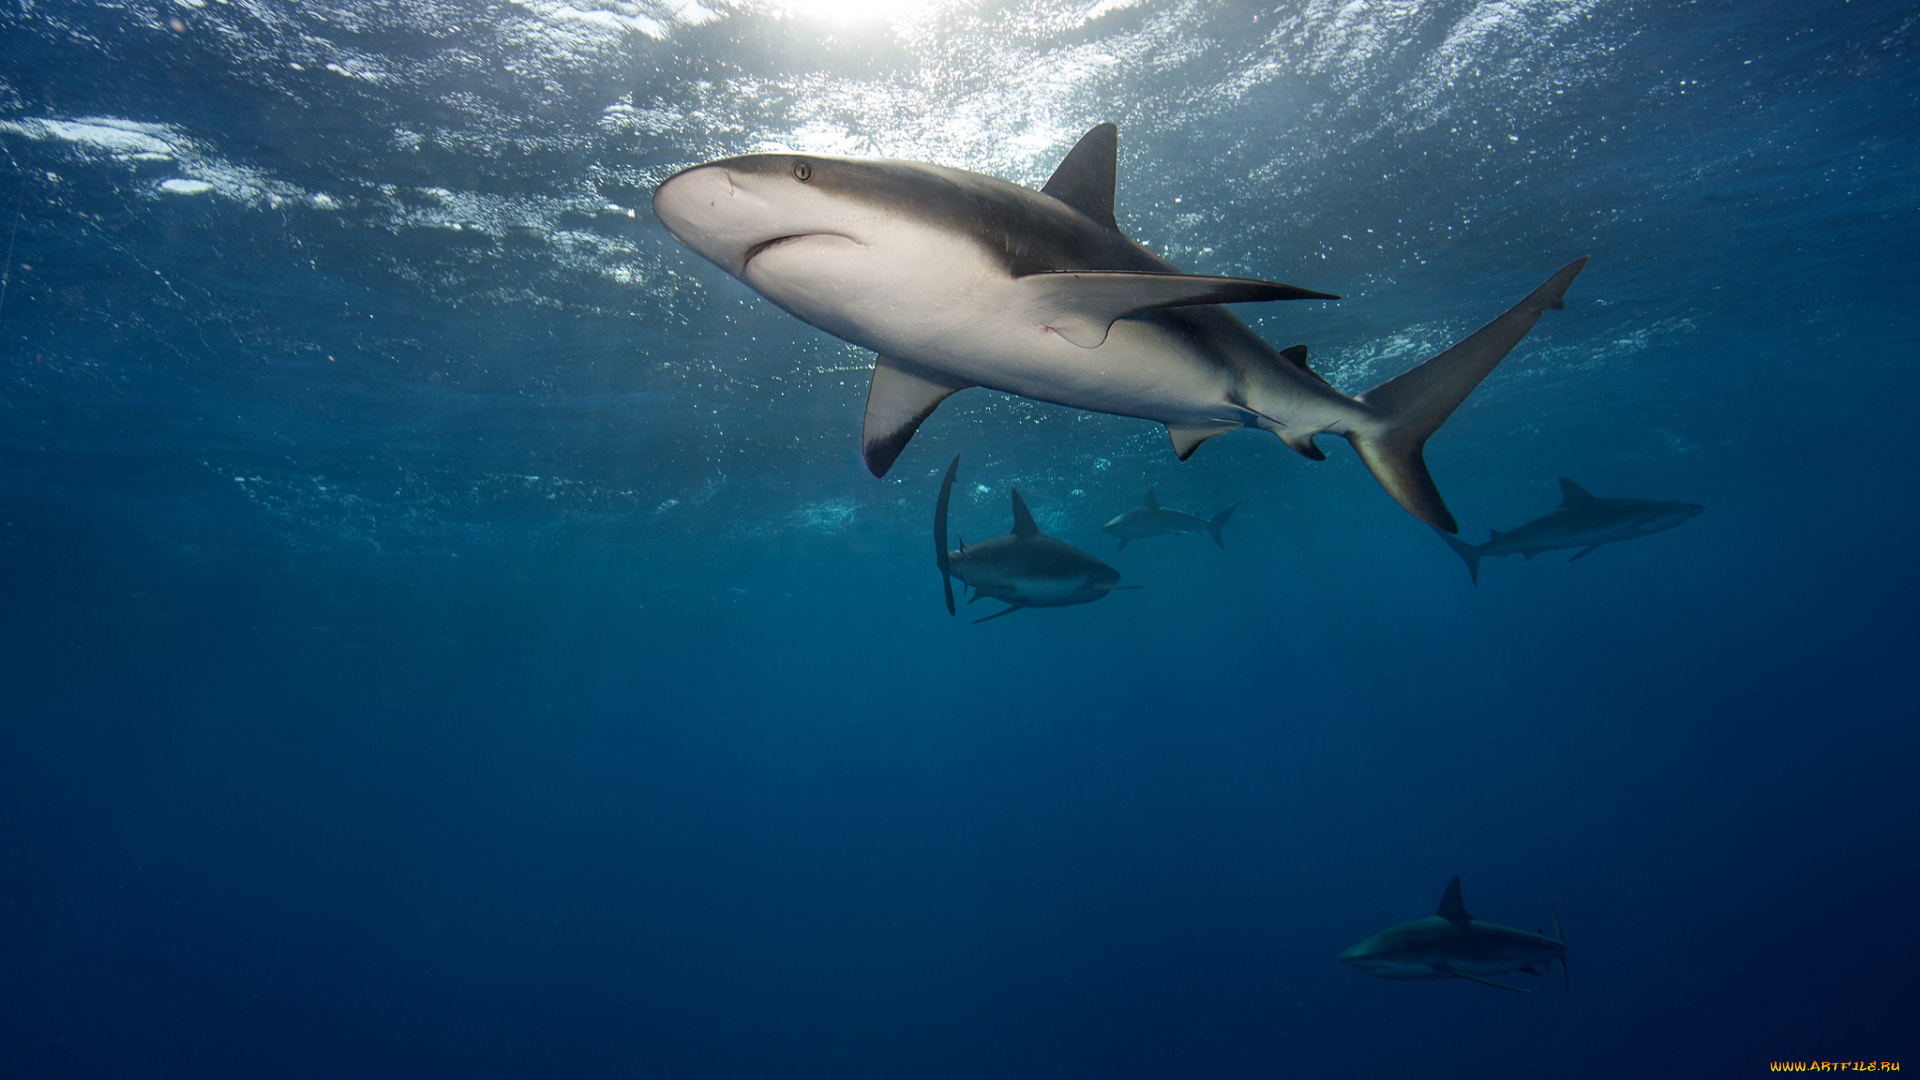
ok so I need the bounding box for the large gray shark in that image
[1437,477,1705,584]
[651,123,1587,532]
[1102,487,1238,551]
[935,455,1134,624]
[1340,877,1568,993]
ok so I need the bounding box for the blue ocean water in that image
[1,0,1916,1075]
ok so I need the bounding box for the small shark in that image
[1437,477,1705,584]
[652,123,1586,532]
[935,455,1136,624]
[1341,877,1568,993]
[1102,487,1239,551]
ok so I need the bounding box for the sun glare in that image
[758,0,955,28]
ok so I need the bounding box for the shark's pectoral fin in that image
[971,604,1025,625]
[863,356,973,477]
[1168,423,1238,461]
[1568,544,1602,561]
[1021,271,1338,349]
[1441,967,1531,993]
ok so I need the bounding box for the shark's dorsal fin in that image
[1041,123,1119,231]
[1279,344,1332,388]
[1559,477,1597,507]
[1020,271,1339,349]
[1142,486,1159,509]
[1167,423,1237,461]
[863,356,973,478]
[1437,876,1472,923]
[1009,488,1041,538]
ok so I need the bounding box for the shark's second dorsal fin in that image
[1559,477,1597,507]
[1009,488,1041,538]
[1437,876,1472,923]
[1042,123,1119,231]
[1280,344,1332,388]
[1142,486,1159,510]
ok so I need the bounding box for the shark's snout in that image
[652,164,743,265]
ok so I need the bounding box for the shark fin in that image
[1116,537,1129,551]
[1569,544,1602,561]
[934,454,960,615]
[1009,488,1041,538]
[1041,123,1119,231]
[971,604,1025,625]
[1280,430,1327,461]
[1168,423,1237,461]
[1279,344,1332,388]
[1553,902,1569,991]
[1349,258,1587,532]
[1142,485,1159,510]
[863,356,972,478]
[1520,964,1543,977]
[1442,967,1531,993]
[1523,550,1539,561]
[1437,876,1473,923]
[1021,270,1338,349]
[1207,500,1239,548]
[1435,529,1483,585]
[1488,528,1506,542]
[1558,477,1597,506]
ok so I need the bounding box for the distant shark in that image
[935,455,1135,624]
[652,122,1586,532]
[1341,877,1568,993]
[1438,477,1704,584]
[1102,487,1238,551]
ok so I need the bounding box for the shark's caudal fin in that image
[1435,528,1484,585]
[1207,500,1239,549]
[1349,258,1588,532]
[935,454,960,615]
[863,356,973,477]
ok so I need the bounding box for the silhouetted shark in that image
[1438,477,1704,584]
[653,123,1585,532]
[1341,877,1568,993]
[935,455,1135,625]
[1101,487,1238,551]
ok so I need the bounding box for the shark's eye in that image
[792,161,813,182]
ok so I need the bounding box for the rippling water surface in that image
[2,2,1916,1076]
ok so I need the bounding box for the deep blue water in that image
[2,1,1917,1075]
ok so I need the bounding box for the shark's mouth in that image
[741,232,857,270]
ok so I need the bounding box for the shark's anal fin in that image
[1558,477,1597,507]
[1141,485,1159,510]
[1168,423,1237,461]
[864,357,973,477]
[1441,966,1531,993]
[1021,271,1339,349]
[1009,489,1041,538]
[1041,123,1119,231]
[1437,876,1473,923]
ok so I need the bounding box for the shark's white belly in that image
[742,226,1243,427]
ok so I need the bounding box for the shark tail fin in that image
[1206,500,1239,549]
[1553,901,1568,991]
[1435,528,1484,586]
[935,455,960,615]
[1348,258,1587,532]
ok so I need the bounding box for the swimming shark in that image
[1340,877,1568,993]
[651,122,1587,532]
[1102,487,1239,551]
[1437,477,1705,584]
[935,455,1135,624]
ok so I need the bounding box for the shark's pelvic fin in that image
[1041,123,1119,232]
[1009,488,1041,538]
[971,604,1025,625]
[1569,544,1602,561]
[1558,477,1597,506]
[1141,485,1159,510]
[1207,500,1239,548]
[1443,967,1531,993]
[1437,876,1473,923]
[1435,529,1484,586]
[1168,423,1237,461]
[1115,537,1130,551]
[1279,344,1332,388]
[1021,270,1339,349]
[863,356,973,478]
[1350,257,1588,533]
